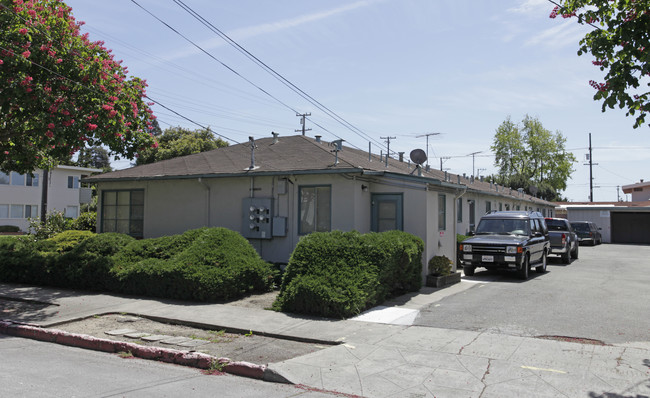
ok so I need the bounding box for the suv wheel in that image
[571,243,579,259]
[536,251,547,273]
[518,255,529,280]
[463,265,475,276]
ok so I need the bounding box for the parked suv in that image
[570,221,602,246]
[459,211,550,280]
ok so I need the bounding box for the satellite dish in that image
[409,149,427,165]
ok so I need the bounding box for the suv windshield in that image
[475,218,529,236]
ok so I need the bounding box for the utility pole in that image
[584,133,597,202]
[467,151,483,178]
[295,113,311,136]
[380,136,396,167]
[415,133,440,167]
[617,185,621,202]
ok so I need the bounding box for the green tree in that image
[76,146,112,172]
[491,115,576,201]
[0,0,157,174]
[550,1,649,128]
[135,127,228,165]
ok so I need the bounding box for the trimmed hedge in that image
[0,225,20,233]
[111,228,274,301]
[273,230,423,318]
[0,227,274,301]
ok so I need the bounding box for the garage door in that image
[611,212,650,244]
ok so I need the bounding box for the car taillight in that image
[561,233,566,245]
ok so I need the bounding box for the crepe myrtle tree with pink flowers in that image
[0,0,158,175]
[550,0,650,129]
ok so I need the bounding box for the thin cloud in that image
[524,19,586,47]
[507,0,550,15]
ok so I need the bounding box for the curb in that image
[0,319,284,382]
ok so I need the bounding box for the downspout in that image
[453,185,468,272]
[198,177,211,227]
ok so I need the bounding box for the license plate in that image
[482,255,494,262]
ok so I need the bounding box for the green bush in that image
[0,225,20,233]
[457,233,470,243]
[28,211,73,240]
[273,230,423,318]
[111,228,274,301]
[52,232,135,290]
[48,230,96,253]
[428,255,452,276]
[71,212,96,232]
[0,227,273,301]
[0,237,51,284]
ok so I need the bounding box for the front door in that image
[371,193,403,232]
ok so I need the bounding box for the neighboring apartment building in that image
[622,179,650,202]
[0,165,101,232]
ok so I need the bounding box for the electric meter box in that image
[241,198,273,239]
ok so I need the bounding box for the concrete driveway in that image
[416,244,650,346]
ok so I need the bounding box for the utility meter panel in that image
[242,198,273,239]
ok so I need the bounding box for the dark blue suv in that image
[460,211,550,280]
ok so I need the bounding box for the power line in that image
[130,0,369,152]
[169,0,387,151]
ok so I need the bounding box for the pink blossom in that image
[45,130,53,138]
[22,50,31,58]
[87,123,98,131]
[0,60,3,65]
[19,28,28,35]
[47,123,55,129]
[56,58,62,63]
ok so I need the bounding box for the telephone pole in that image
[415,133,440,167]
[295,113,311,136]
[380,136,396,167]
[584,133,597,202]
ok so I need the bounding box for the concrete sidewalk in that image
[1,282,649,398]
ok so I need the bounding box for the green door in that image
[371,194,403,232]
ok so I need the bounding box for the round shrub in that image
[274,230,423,318]
[71,212,96,232]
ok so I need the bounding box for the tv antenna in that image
[415,133,440,166]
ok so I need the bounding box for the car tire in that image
[571,243,579,259]
[536,251,547,273]
[463,265,475,276]
[518,255,529,280]
[561,246,571,264]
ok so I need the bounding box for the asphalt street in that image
[0,335,348,398]
[416,243,650,345]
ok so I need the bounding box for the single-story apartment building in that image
[85,134,555,280]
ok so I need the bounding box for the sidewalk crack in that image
[458,331,483,355]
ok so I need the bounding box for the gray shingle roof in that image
[85,134,553,206]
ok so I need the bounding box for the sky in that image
[63,0,650,202]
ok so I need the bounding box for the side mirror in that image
[468,231,475,236]
[534,231,543,237]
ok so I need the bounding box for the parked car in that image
[570,221,603,246]
[545,217,579,264]
[459,211,550,280]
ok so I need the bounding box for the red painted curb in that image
[0,320,270,380]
